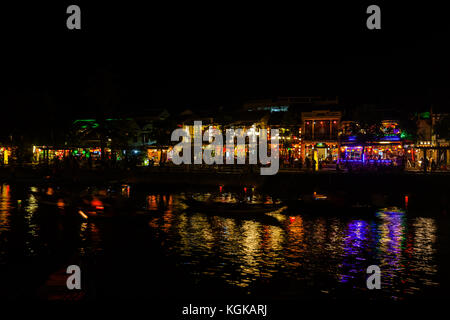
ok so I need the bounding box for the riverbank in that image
[1,165,449,196]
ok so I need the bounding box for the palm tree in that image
[68,118,135,161]
[85,67,121,161]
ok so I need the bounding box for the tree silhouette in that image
[85,67,121,161]
[434,114,450,140]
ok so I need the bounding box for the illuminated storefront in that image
[339,143,405,165]
[304,142,339,162]
[32,146,71,163]
[412,141,450,170]
[277,127,302,164]
[147,147,172,165]
[301,110,342,168]
[0,147,12,165]
[339,121,409,168]
[32,146,113,164]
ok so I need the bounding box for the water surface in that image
[0,183,447,300]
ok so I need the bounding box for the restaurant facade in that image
[338,120,409,169]
[301,110,341,169]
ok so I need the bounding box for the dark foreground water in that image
[0,183,449,301]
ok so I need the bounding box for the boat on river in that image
[182,196,285,215]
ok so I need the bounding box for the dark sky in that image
[2,1,450,131]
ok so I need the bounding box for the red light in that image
[289,216,296,222]
[91,199,103,207]
[244,187,247,193]
[219,186,223,192]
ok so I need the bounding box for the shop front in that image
[412,141,450,170]
[32,146,114,164]
[0,147,12,165]
[339,142,406,168]
[304,142,339,168]
[32,146,71,164]
[147,146,172,165]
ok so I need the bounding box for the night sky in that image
[2,2,450,138]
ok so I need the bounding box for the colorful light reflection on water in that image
[0,184,445,300]
[146,198,442,299]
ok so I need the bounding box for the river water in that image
[0,183,448,300]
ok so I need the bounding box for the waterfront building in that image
[301,110,342,169]
[339,119,408,169]
[414,111,450,170]
[244,97,340,167]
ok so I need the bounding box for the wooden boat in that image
[182,197,285,215]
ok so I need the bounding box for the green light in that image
[419,112,430,119]
[105,118,133,121]
[74,119,99,128]
[73,119,96,123]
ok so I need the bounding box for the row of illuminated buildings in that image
[2,97,449,170]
